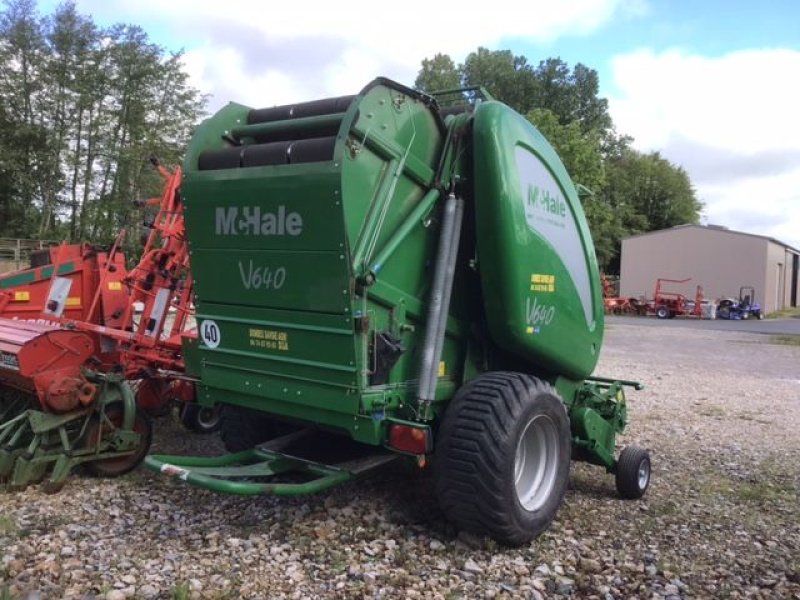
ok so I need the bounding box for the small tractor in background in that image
[717,286,764,320]
[137,77,651,546]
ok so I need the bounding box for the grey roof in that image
[623,224,800,254]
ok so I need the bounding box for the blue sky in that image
[38,0,800,249]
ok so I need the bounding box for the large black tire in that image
[180,403,222,434]
[220,405,291,452]
[433,372,571,546]
[655,305,669,319]
[615,445,651,499]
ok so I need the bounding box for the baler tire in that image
[84,404,153,478]
[180,403,222,434]
[220,405,292,452]
[655,306,669,319]
[615,445,651,499]
[433,372,571,546]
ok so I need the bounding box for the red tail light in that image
[388,424,431,454]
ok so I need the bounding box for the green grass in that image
[171,582,190,600]
[767,306,800,319]
[768,334,800,346]
[0,516,17,537]
[736,481,794,504]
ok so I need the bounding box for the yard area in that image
[1,320,799,599]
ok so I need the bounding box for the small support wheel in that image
[180,403,222,434]
[615,445,651,499]
[84,404,153,478]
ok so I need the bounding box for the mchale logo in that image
[215,206,303,236]
[527,185,566,218]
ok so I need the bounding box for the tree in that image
[526,107,605,193]
[0,0,205,247]
[606,149,701,232]
[414,53,459,93]
[531,59,612,135]
[460,47,538,114]
[414,47,702,272]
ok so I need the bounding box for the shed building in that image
[620,224,800,314]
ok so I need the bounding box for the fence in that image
[0,238,56,273]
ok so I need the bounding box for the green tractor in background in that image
[146,78,650,545]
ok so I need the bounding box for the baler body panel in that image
[473,102,604,381]
[181,79,456,440]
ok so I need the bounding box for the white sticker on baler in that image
[516,146,594,327]
[200,320,221,349]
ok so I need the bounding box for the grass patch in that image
[736,481,794,505]
[769,334,800,346]
[0,516,17,537]
[171,582,190,600]
[767,307,800,319]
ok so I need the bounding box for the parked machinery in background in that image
[649,277,704,319]
[717,286,764,320]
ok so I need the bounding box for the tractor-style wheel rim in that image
[197,406,221,431]
[514,414,560,511]
[638,458,651,490]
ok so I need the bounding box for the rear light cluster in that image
[388,423,431,454]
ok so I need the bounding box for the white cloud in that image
[608,48,800,249]
[78,0,632,109]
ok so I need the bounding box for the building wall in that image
[620,226,780,311]
[765,243,800,311]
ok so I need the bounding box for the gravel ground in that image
[2,322,799,599]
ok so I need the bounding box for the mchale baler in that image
[146,78,651,545]
[0,163,210,492]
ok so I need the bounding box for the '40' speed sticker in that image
[200,320,221,348]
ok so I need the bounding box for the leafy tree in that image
[414,47,702,272]
[460,47,538,114]
[527,107,605,193]
[0,0,205,249]
[605,149,701,232]
[414,53,459,93]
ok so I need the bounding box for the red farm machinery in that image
[0,161,211,492]
[649,278,704,319]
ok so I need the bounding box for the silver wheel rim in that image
[638,459,650,490]
[514,414,560,511]
[196,406,221,430]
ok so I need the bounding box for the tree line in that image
[415,50,702,272]
[0,3,699,274]
[0,0,204,252]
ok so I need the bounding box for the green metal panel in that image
[0,262,79,288]
[472,101,604,381]
[191,249,349,313]
[181,78,454,443]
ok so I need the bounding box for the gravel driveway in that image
[2,322,799,599]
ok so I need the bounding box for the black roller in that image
[241,141,292,167]
[288,137,337,164]
[440,105,473,118]
[248,95,356,124]
[198,147,244,171]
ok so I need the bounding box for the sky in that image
[40,0,800,249]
